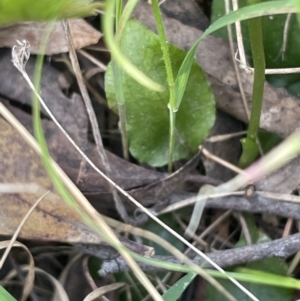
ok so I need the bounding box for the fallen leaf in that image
[0,115,96,243]
[0,19,102,55]
[0,113,153,257]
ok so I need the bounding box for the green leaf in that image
[0,286,17,301]
[0,0,100,25]
[162,272,197,301]
[105,20,215,166]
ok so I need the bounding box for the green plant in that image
[5,1,300,300]
[0,286,17,301]
[105,20,215,167]
[0,0,103,25]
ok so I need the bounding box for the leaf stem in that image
[247,2,265,141]
[113,0,128,160]
[151,0,175,171]
[168,107,175,172]
[239,0,265,168]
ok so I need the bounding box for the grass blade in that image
[103,0,164,92]
[174,0,297,112]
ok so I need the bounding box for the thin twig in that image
[225,0,250,120]
[199,210,232,240]
[62,20,131,224]
[201,147,246,175]
[236,212,252,245]
[98,231,300,275]
[77,49,107,71]
[205,131,247,143]
[231,0,248,72]
[278,13,292,61]
[282,218,293,238]
[159,191,244,214]
[159,191,300,221]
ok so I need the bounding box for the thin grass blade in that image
[174,0,297,111]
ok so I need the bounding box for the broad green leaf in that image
[212,0,300,98]
[0,286,17,301]
[105,20,215,166]
[162,272,197,301]
[0,0,100,25]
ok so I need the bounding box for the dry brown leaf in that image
[0,19,102,55]
[0,116,100,243]
[0,114,151,258]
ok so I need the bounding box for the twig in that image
[62,20,132,224]
[205,131,247,143]
[236,212,252,245]
[159,191,300,220]
[231,0,248,72]
[98,231,300,275]
[282,218,293,238]
[77,49,107,71]
[199,210,232,240]
[278,13,292,61]
[159,191,244,215]
[225,0,250,120]
[201,147,246,175]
